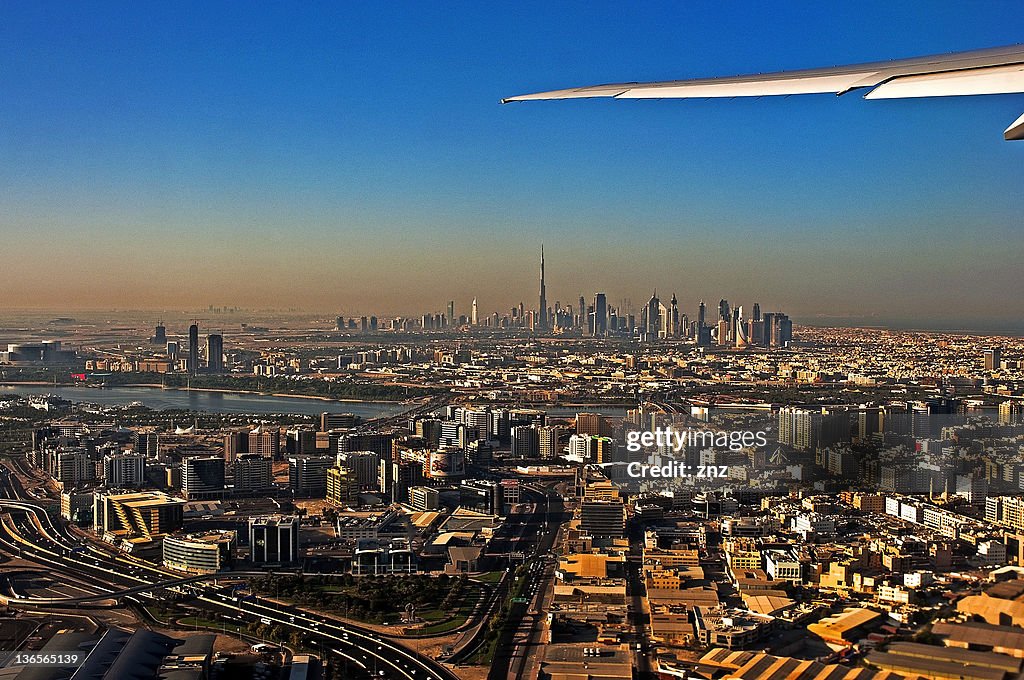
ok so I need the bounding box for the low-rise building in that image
[163,531,236,574]
[93,490,185,542]
[249,515,300,565]
[806,607,884,647]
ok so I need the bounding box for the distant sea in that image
[0,385,631,419]
[0,385,407,418]
[797,317,1024,336]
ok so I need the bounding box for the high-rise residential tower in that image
[984,348,1002,371]
[188,322,199,376]
[206,334,224,373]
[593,292,606,336]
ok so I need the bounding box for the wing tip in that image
[501,85,635,102]
[1004,112,1024,140]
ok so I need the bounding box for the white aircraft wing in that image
[502,44,1024,140]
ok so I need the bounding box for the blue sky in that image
[1,2,1022,329]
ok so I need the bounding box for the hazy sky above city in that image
[2,3,1022,330]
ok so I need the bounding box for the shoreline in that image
[0,382,633,411]
[0,381,405,405]
[481,402,633,409]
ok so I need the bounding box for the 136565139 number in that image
[9,653,83,668]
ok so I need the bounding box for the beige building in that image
[806,607,884,646]
[557,552,625,580]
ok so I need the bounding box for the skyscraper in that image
[670,293,679,337]
[735,309,748,347]
[984,348,1002,371]
[538,245,548,332]
[471,298,478,326]
[151,322,166,344]
[644,291,660,336]
[188,322,199,376]
[206,334,224,373]
[593,292,606,336]
[770,313,793,347]
[224,431,248,463]
[447,301,455,326]
[749,318,765,346]
[538,425,564,459]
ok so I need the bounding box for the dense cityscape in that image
[3,5,1023,680]
[1,249,1024,680]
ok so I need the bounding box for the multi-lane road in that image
[487,483,567,680]
[0,456,575,680]
[0,461,459,680]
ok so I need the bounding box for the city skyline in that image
[2,3,1022,330]
[1,243,1021,335]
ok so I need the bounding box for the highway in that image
[489,482,567,680]
[504,555,557,680]
[199,589,460,680]
[0,461,459,680]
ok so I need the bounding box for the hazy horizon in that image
[1,305,1024,338]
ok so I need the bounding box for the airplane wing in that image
[502,44,1024,140]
